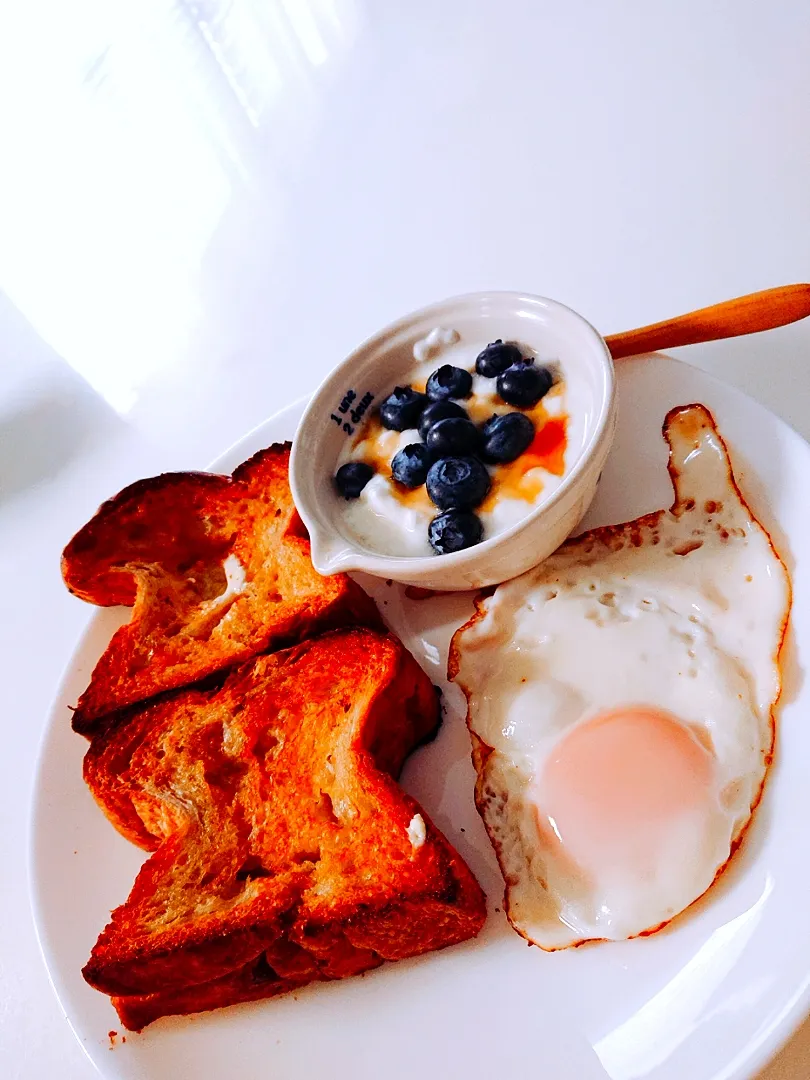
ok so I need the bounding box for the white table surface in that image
[2,2,810,1077]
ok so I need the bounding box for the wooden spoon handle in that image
[605,284,810,360]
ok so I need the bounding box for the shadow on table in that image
[0,366,125,507]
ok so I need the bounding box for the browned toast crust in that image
[63,444,380,733]
[111,958,312,1032]
[83,629,486,1027]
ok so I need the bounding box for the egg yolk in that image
[537,707,715,878]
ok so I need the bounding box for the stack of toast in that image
[63,443,486,1030]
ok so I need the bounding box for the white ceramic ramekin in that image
[290,292,616,590]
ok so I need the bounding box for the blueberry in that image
[425,417,481,458]
[496,361,553,407]
[428,509,484,554]
[391,443,431,488]
[418,400,468,440]
[475,339,523,378]
[379,385,428,431]
[481,412,535,463]
[426,364,473,402]
[335,461,374,499]
[426,456,490,510]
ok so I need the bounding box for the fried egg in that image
[449,403,791,949]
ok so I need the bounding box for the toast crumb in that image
[407,814,426,849]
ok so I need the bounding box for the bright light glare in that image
[594,877,773,1078]
[0,2,234,412]
[0,0,358,413]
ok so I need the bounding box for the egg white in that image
[450,403,791,949]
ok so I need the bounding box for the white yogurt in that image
[336,329,581,558]
[342,471,431,556]
[412,326,460,363]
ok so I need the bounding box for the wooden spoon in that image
[605,284,810,360]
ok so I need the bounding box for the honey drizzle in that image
[348,382,569,514]
[480,411,568,511]
[398,484,433,510]
[350,420,433,510]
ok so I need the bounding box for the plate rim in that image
[28,353,810,1080]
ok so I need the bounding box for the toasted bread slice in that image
[63,444,380,734]
[82,629,486,1028]
[110,957,312,1032]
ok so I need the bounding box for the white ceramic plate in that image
[30,354,810,1080]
